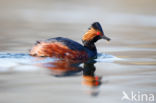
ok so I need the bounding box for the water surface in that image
[0,0,156,103]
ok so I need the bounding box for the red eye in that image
[97,32,100,35]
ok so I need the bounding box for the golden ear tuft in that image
[82,28,97,41]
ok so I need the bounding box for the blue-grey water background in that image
[0,0,156,103]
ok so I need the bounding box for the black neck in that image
[83,41,97,52]
[82,36,101,53]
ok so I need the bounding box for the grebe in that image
[29,22,110,60]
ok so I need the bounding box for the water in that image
[0,0,156,103]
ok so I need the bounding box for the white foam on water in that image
[96,53,122,62]
[0,53,58,72]
[0,53,120,72]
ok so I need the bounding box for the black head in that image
[91,22,104,35]
[92,22,111,41]
[83,22,111,42]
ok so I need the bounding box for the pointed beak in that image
[100,29,111,41]
[102,35,111,41]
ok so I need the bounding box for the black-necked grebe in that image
[29,22,110,60]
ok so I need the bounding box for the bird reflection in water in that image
[34,58,102,96]
[35,58,83,77]
[82,62,101,87]
[82,62,102,96]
